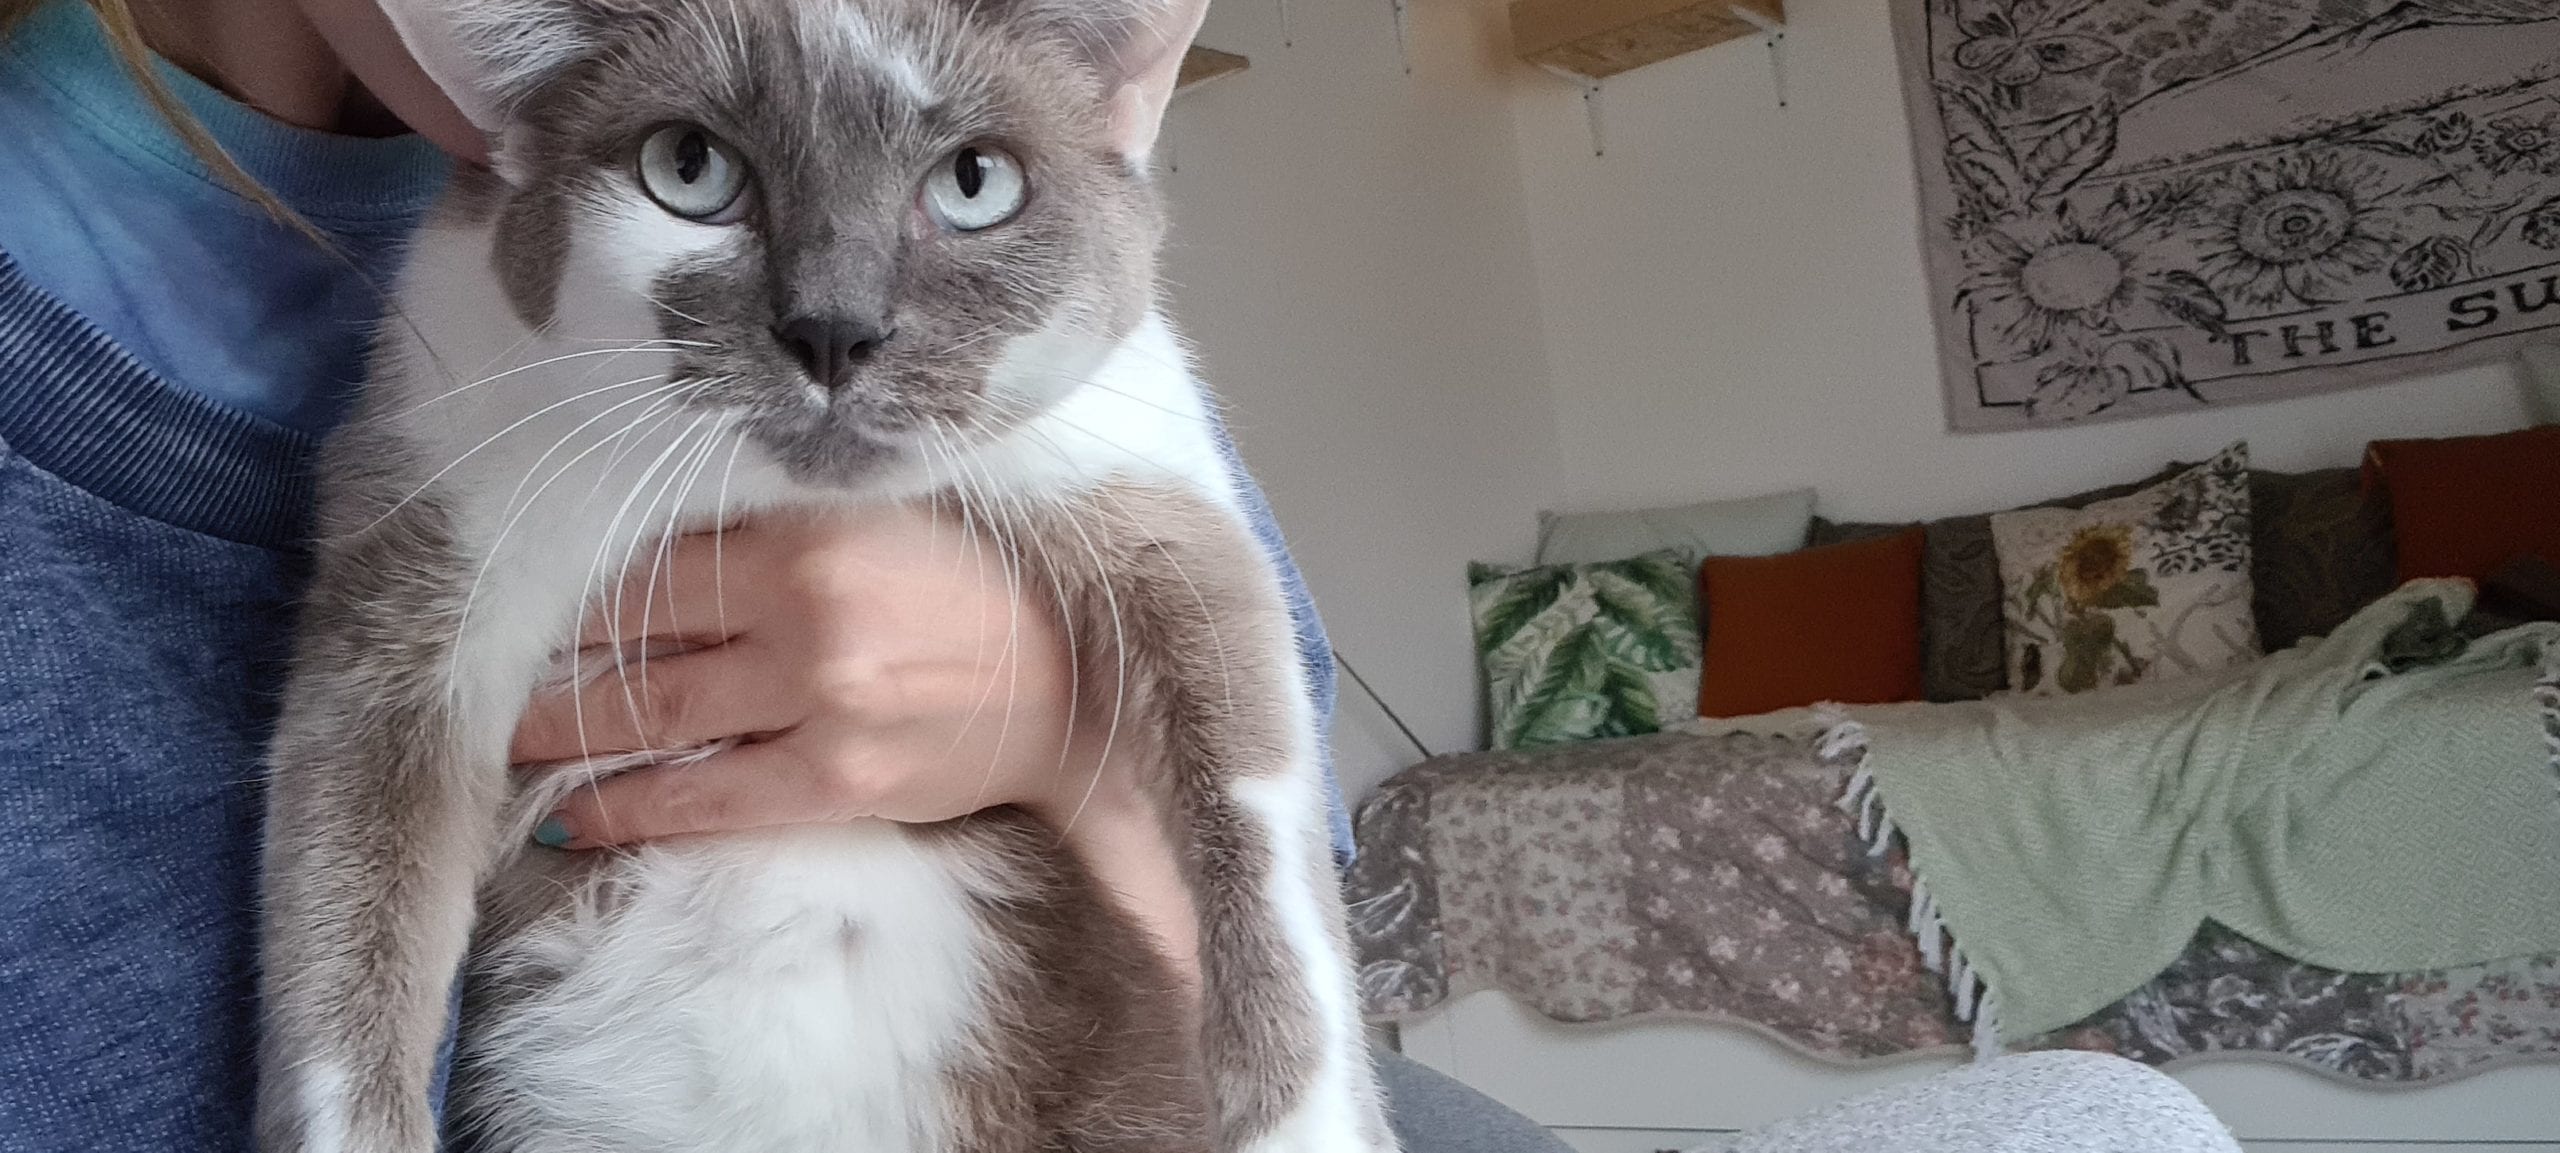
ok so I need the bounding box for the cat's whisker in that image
[446,379,702,698]
[487,380,696,547]
[391,344,686,419]
[947,408,1127,842]
[465,324,550,405]
[1039,488,1129,844]
[569,335,720,349]
[1045,318,1235,417]
[1013,421,1239,735]
[636,414,737,695]
[595,388,694,480]
[939,322,1014,354]
[943,430,1103,817]
[708,428,751,642]
[644,292,717,330]
[555,392,706,767]
[645,420,730,649]
[1006,402,1198,489]
[596,413,718,734]
[1078,466,1237,720]
[350,373,670,540]
[931,421,1032,815]
[564,403,697,777]
[673,0,738,94]
[988,365,1215,426]
[916,425,1011,799]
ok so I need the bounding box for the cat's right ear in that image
[1088,0,1213,161]
[364,0,615,167]
[990,0,1212,161]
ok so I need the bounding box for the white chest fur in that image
[463,825,990,1153]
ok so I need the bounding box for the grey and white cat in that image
[250,0,1394,1149]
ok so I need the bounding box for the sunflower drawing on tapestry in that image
[2008,523,2159,694]
[1960,201,2180,356]
[2196,153,2400,308]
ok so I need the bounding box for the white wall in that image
[1159,0,1557,801]
[1162,0,2540,800]
[1501,0,2534,524]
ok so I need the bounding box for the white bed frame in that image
[1394,991,2560,1153]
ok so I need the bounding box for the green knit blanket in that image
[1827,580,2560,1049]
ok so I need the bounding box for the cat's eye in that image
[638,124,749,223]
[921,145,1027,232]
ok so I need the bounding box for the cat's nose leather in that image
[775,314,891,390]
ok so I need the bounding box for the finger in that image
[541,741,849,848]
[510,641,798,763]
[579,525,767,649]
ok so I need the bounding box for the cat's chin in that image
[743,422,922,493]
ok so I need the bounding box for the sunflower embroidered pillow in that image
[1991,444,2260,696]
[1470,550,1700,749]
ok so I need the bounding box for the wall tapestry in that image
[1894,0,2560,431]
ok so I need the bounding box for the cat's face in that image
[451,0,1178,486]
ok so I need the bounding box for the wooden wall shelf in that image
[1510,0,1783,80]
[1176,46,1250,93]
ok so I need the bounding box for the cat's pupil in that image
[954,149,985,199]
[676,133,709,184]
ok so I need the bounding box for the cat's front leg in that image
[253,502,509,1153]
[1033,485,1398,1153]
[1212,766,1398,1153]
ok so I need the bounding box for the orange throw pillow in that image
[1697,528,1926,718]
[2364,426,2560,583]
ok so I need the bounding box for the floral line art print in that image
[1893,0,2560,431]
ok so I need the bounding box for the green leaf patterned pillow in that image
[1469,550,1701,749]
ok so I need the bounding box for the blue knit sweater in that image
[0,8,1345,1149]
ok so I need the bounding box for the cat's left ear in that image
[1090,0,1214,160]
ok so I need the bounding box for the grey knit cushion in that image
[1725,1051,2238,1153]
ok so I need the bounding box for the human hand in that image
[511,504,1124,849]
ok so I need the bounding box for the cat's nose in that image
[774,314,892,390]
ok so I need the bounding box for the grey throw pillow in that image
[1535,488,1815,566]
[2247,467,2396,653]
[1807,517,1910,546]
[1917,464,2185,702]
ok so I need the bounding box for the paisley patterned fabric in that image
[1349,729,2560,1083]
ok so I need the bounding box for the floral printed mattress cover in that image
[1346,728,2560,1083]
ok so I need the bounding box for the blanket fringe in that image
[2539,647,2559,801]
[1820,709,2004,1061]
[1821,709,1900,855]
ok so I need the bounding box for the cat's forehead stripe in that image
[791,2,939,105]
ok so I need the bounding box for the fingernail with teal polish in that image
[534,816,573,848]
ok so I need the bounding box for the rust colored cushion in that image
[2363,426,2560,583]
[1697,528,1927,718]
